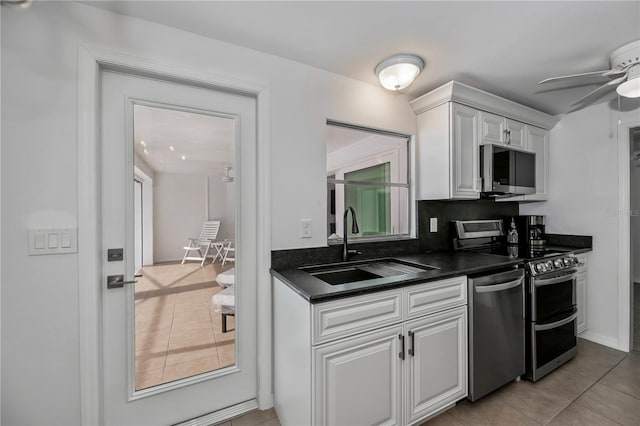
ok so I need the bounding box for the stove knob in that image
[546,260,554,271]
[563,258,571,266]
[554,259,564,268]
[536,263,545,273]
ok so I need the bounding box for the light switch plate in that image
[430,218,438,233]
[29,228,78,255]
[300,219,312,238]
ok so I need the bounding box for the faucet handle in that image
[348,249,362,257]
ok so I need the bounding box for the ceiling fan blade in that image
[539,70,622,84]
[603,68,628,76]
[571,75,627,105]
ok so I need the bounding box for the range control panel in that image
[528,254,578,276]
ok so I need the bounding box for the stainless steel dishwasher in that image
[468,267,525,401]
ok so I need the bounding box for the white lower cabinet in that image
[314,325,403,426]
[404,307,467,425]
[273,276,468,426]
[576,253,589,334]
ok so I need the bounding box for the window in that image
[326,121,411,242]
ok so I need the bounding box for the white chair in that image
[181,221,222,266]
[222,239,235,265]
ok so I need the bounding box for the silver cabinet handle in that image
[535,312,578,331]
[408,330,415,356]
[504,129,511,144]
[475,277,523,293]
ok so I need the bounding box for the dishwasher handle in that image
[475,277,524,293]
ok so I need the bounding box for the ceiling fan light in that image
[375,54,424,91]
[617,64,640,98]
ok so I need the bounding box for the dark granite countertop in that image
[271,251,524,303]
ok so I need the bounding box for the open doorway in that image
[132,104,237,390]
[631,127,640,351]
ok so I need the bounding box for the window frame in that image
[326,120,415,244]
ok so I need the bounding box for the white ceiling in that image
[82,1,640,116]
[133,104,234,174]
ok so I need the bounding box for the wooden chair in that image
[181,221,221,266]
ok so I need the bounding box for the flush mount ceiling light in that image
[375,54,425,91]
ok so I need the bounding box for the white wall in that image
[208,174,236,241]
[521,99,640,350]
[153,173,206,263]
[0,2,415,424]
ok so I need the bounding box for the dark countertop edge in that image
[271,255,523,304]
[572,247,592,255]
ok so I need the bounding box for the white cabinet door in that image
[577,272,587,334]
[314,325,403,426]
[506,119,526,150]
[525,125,549,200]
[404,307,467,425]
[480,111,505,145]
[576,253,588,334]
[451,103,480,199]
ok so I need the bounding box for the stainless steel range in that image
[525,254,579,381]
[452,219,579,392]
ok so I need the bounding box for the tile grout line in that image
[544,353,631,426]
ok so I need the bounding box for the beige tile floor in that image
[134,261,235,390]
[423,338,640,426]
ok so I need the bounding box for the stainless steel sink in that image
[306,259,439,286]
[311,267,382,285]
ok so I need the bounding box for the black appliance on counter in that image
[514,215,546,247]
[453,219,579,393]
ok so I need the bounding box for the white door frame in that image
[77,45,272,425]
[617,116,639,353]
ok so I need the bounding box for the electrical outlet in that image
[430,218,438,233]
[300,219,312,238]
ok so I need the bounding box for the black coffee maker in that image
[514,215,546,247]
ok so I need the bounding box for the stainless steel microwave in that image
[480,144,536,196]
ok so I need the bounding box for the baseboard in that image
[174,399,259,426]
[579,330,623,351]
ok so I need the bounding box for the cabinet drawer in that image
[405,276,467,320]
[312,289,403,345]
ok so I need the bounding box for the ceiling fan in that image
[539,40,640,107]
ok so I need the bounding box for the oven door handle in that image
[533,269,578,286]
[535,312,578,331]
[475,277,523,293]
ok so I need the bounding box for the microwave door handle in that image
[534,270,578,286]
[475,277,523,293]
[534,312,578,331]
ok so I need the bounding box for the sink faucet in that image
[343,206,361,262]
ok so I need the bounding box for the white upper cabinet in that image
[480,112,527,150]
[451,104,481,199]
[415,102,480,200]
[506,119,527,150]
[410,81,557,201]
[525,125,550,200]
[480,111,506,145]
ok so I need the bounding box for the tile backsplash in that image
[272,199,520,269]
[417,199,519,251]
